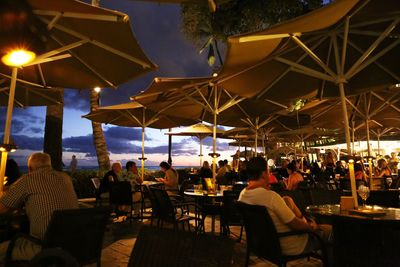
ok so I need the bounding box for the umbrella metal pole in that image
[352,121,355,155]
[366,119,371,158]
[168,128,172,166]
[212,87,217,181]
[377,130,381,157]
[339,82,357,208]
[139,109,147,181]
[0,67,18,191]
[199,138,203,167]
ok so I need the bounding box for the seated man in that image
[0,153,79,261]
[239,157,323,256]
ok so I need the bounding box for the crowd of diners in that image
[0,149,398,263]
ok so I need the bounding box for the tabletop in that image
[184,189,223,198]
[306,204,400,221]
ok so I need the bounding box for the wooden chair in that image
[6,207,110,267]
[128,226,234,267]
[237,202,327,267]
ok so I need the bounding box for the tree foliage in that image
[181,0,324,66]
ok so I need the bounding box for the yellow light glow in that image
[94,87,101,93]
[2,49,36,67]
[10,149,16,153]
[212,72,218,77]
[0,147,5,152]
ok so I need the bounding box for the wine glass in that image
[357,185,370,208]
[386,177,393,189]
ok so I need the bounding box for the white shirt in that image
[239,187,308,255]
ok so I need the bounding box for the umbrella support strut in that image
[0,67,18,191]
[339,82,358,208]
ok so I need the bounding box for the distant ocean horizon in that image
[18,165,198,173]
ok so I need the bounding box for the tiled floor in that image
[97,216,322,267]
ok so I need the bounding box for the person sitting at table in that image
[0,153,79,262]
[284,162,304,191]
[277,159,289,179]
[268,166,278,185]
[198,161,213,179]
[374,158,391,178]
[158,161,179,194]
[99,162,122,195]
[122,161,142,185]
[224,159,232,172]
[123,161,142,216]
[345,163,367,185]
[217,160,229,185]
[334,160,346,177]
[239,157,325,256]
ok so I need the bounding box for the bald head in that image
[28,153,52,172]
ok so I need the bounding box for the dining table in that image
[184,189,224,234]
[307,204,400,266]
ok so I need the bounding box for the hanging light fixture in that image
[0,0,47,67]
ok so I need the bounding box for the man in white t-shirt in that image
[239,157,321,256]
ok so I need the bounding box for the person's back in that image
[0,153,79,262]
[239,188,308,255]
[164,168,179,191]
[11,168,79,239]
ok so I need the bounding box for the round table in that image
[184,190,223,234]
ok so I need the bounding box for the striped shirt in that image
[0,167,79,240]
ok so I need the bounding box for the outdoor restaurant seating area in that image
[0,0,399,266]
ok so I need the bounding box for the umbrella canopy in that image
[166,123,225,166]
[0,0,157,189]
[0,0,157,89]
[216,0,400,170]
[83,101,196,179]
[132,76,289,179]
[0,79,62,107]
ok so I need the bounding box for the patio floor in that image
[94,216,322,267]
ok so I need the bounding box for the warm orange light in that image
[94,87,102,93]
[2,49,36,67]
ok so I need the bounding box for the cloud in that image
[0,108,45,136]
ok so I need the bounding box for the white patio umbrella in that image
[165,123,225,167]
[83,102,196,180]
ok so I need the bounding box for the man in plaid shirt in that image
[0,153,79,261]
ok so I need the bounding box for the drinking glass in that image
[357,185,370,208]
[386,177,393,189]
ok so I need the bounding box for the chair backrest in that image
[109,181,132,205]
[237,202,282,265]
[143,185,160,217]
[179,179,194,196]
[310,189,341,205]
[43,207,110,265]
[150,187,176,223]
[91,178,100,190]
[128,226,234,267]
[221,190,242,225]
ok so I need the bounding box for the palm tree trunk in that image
[43,91,64,171]
[90,90,110,172]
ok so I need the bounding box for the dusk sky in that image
[0,0,237,168]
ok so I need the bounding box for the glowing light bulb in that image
[94,87,101,93]
[2,49,36,67]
